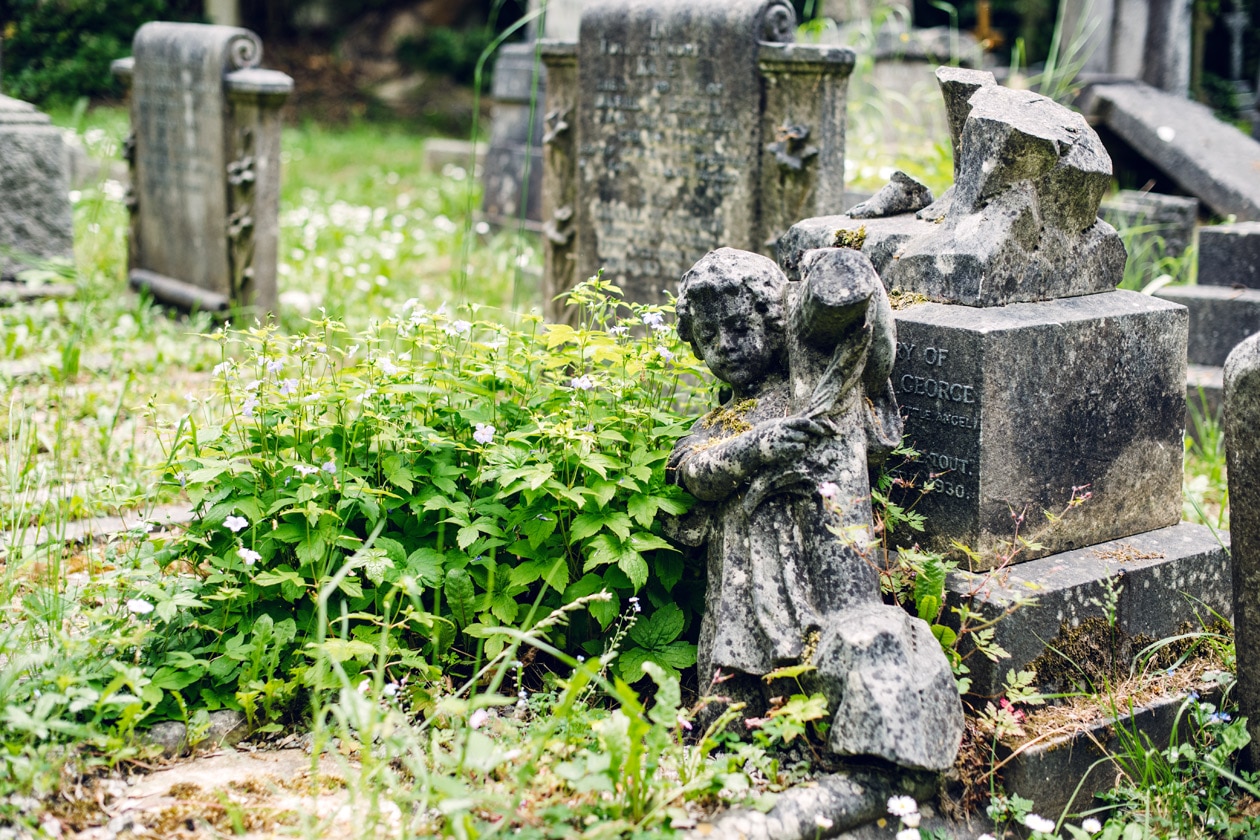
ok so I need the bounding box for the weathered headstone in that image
[540,0,854,318]
[0,95,73,280]
[1100,189,1198,259]
[482,42,546,228]
[1225,333,1260,769]
[779,68,1185,563]
[112,23,292,314]
[1198,222,1260,288]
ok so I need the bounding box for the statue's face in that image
[687,288,782,389]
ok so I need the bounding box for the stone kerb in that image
[112,22,292,315]
[540,0,854,320]
[0,95,74,280]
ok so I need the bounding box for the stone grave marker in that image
[540,0,854,318]
[0,95,73,281]
[778,68,1233,815]
[1226,333,1260,769]
[1100,189,1198,259]
[112,22,292,314]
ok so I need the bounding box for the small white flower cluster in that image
[473,423,496,445]
[887,796,921,839]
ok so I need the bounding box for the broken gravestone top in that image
[783,68,1126,307]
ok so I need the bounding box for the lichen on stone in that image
[701,397,758,434]
[887,288,930,310]
[833,226,867,250]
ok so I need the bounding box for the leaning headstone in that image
[1226,333,1260,769]
[540,0,854,317]
[0,95,73,281]
[780,68,1186,563]
[1100,190,1199,259]
[112,22,292,314]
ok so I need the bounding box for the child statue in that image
[669,247,963,773]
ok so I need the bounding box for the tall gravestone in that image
[112,23,292,314]
[540,0,854,319]
[0,95,73,280]
[1226,334,1260,769]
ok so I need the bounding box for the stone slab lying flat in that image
[1154,284,1260,367]
[1198,222,1260,288]
[1100,189,1198,258]
[1086,81,1260,220]
[1000,684,1221,821]
[890,291,1186,563]
[947,522,1232,700]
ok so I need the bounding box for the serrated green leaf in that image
[457,524,480,550]
[654,553,684,593]
[628,602,684,650]
[618,550,648,591]
[445,568,477,629]
[406,548,446,587]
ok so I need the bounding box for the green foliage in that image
[0,0,201,106]
[396,26,497,87]
[139,276,705,721]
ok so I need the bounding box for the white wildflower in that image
[126,598,154,615]
[237,547,261,566]
[294,463,319,476]
[1081,819,1102,834]
[818,481,840,500]
[570,374,595,391]
[223,515,249,533]
[473,423,496,444]
[469,708,490,729]
[901,812,921,829]
[896,830,919,840]
[322,460,337,474]
[642,312,665,329]
[814,815,833,829]
[887,796,918,818]
[1024,814,1056,834]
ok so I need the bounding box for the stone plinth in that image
[1155,284,1260,367]
[1199,222,1260,288]
[890,292,1186,564]
[541,0,853,317]
[0,95,73,280]
[947,523,1232,699]
[113,22,292,314]
[482,42,546,228]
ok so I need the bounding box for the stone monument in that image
[540,0,855,319]
[1226,333,1260,770]
[773,65,1233,817]
[0,95,73,280]
[669,246,963,779]
[112,22,292,314]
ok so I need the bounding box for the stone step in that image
[947,522,1232,701]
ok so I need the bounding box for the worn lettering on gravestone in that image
[0,95,73,280]
[112,23,292,313]
[540,0,854,318]
[669,247,962,782]
[779,68,1185,564]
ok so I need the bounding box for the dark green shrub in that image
[1,0,201,105]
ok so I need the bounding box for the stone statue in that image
[669,246,963,773]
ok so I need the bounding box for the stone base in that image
[1155,284,1260,368]
[890,291,1186,564]
[946,522,1232,700]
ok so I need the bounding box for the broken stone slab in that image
[1085,81,1260,221]
[1198,222,1260,288]
[999,684,1221,821]
[0,95,74,280]
[946,523,1232,700]
[685,768,936,840]
[889,291,1186,564]
[846,171,933,219]
[1225,333,1260,768]
[935,66,996,182]
[1154,284,1260,367]
[1100,190,1199,259]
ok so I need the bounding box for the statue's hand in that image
[755,416,829,465]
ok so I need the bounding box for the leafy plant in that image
[137,276,706,723]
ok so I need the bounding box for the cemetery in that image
[4,0,1260,838]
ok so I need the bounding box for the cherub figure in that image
[669,247,963,773]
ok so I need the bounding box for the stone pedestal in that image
[541,0,853,318]
[0,96,73,280]
[112,22,292,315]
[890,293,1185,563]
